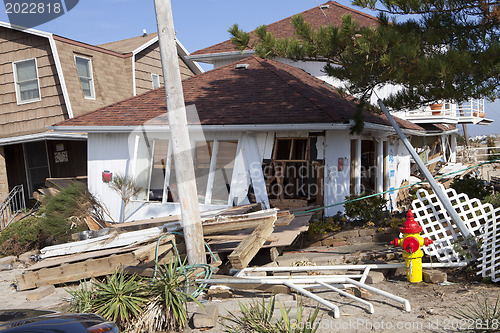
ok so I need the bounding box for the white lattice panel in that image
[477,207,500,282]
[411,187,490,263]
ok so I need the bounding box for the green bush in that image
[0,182,89,256]
[484,192,500,208]
[221,295,321,333]
[344,195,387,224]
[0,216,43,256]
[308,213,345,234]
[450,174,493,201]
[67,258,204,332]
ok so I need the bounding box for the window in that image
[152,73,160,89]
[13,58,41,104]
[131,136,238,205]
[75,56,95,98]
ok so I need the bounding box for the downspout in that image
[48,34,74,118]
[132,54,137,96]
[378,100,474,242]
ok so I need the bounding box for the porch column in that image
[355,138,361,195]
[375,139,384,195]
[0,146,9,201]
[450,133,457,163]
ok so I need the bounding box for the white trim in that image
[13,58,42,105]
[48,35,74,118]
[132,36,159,55]
[205,140,219,205]
[0,20,52,38]
[186,50,255,63]
[132,55,137,96]
[74,55,96,100]
[0,132,87,146]
[175,38,204,74]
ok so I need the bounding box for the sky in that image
[0,0,498,136]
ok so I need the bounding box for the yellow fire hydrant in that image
[390,209,433,283]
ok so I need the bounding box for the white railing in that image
[0,185,26,230]
[396,99,485,121]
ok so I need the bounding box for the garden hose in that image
[153,231,217,299]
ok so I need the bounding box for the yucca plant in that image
[92,269,149,329]
[66,280,95,313]
[221,295,321,333]
[132,259,204,332]
[453,296,500,332]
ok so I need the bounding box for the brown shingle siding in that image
[55,39,133,118]
[0,27,68,137]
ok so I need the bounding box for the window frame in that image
[74,55,96,99]
[151,73,160,89]
[12,58,42,105]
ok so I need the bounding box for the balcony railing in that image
[393,99,492,125]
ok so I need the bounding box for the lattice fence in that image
[411,186,500,282]
[477,207,500,282]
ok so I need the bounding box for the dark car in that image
[0,309,119,332]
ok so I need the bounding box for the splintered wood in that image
[228,213,277,269]
[15,205,309,290]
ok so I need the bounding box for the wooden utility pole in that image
[153,0,206,265]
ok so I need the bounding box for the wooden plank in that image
[208,210,313,253]
[109,204,258,232]
[204,234,279,242]
[17,237,175,291]
[227,215,276,269]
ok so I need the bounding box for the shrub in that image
[0,182,90,256]
[484,192,500,208]
[0,216,43,256]
[308,213,344,234]
[221,295,321,333]
[344,195,387,224]
[67,258,203,332]
[452,295,500,332]
[450,174,493,201]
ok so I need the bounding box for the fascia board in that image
[186,50,255,63]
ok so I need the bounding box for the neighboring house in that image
[0,22,202,203]
[188,1,492,170]
[52,56,427,222]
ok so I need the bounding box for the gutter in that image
[49,122,422,134]
[187,50,255,63]
[0,132,87,146]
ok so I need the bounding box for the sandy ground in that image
[0,245,498,333]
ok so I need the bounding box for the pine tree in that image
[229,1,499,112]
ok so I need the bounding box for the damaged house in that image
[51,56,434,222]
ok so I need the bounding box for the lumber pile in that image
[15,205,311,291]
[16,234,176,291]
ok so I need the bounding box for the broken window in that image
[210,141,238,204]
[131,137,238,205]
[264,136,324,206]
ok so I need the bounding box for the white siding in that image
[324,130,351,216]
[88,133,131,222]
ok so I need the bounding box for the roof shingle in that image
[54,56,422,131]
[191,1,379,56]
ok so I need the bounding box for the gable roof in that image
[52,56,422,132]
[98,32,159,54]
[191,1,379,58]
